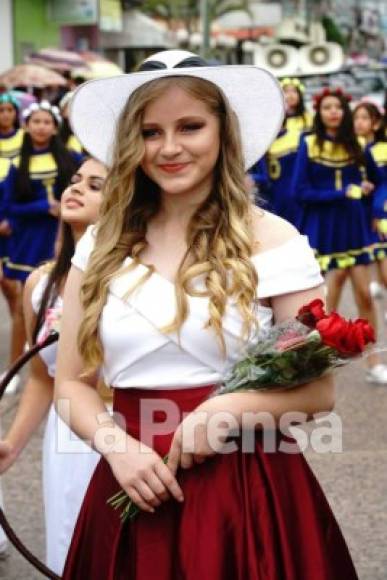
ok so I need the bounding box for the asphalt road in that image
[0,280,386,579]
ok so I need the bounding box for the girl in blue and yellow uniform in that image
[0,122,25,394]
[1,101,80,283]
[281,77,313,134]
[0,94,22,270]
[292,87,387,383]
[0,93,24,160]
[249,79,310,225]
[251,120,304,226]
[353,101,387,289]
[0,94,22,272]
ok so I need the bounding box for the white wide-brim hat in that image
[70,50,284,170]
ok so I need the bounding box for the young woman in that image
[292,88,386,383]
[353,101,387,293]
[55,50,358,579]
[0,93,25,393]
[0,93,23,160]
[353,100,385,146]
[249,120,304,226]
[0,157,108,575]
[1,101,81,283]
[281,77,313,133]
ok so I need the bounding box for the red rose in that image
[353,319,375,344]
[297,299,326,328]
[315,313,350,352]
[341,319,375,354]
[316,314,375,355]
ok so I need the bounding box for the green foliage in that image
[321,15,346,48]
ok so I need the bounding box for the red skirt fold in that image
[63,386,358,580]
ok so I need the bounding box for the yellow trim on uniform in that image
[268,130,300,159]
[12,153,58,181]
[0,158,11,181]
[370,141,387,167]
[5,261,35,272]
[346,184,362,199]
[267,130,301,180]
[286,112,313,133]
[305,134,357,168]
[67,134,83,154]
[334,169,342,191]
[0,128,24,159]
[376,219,387,234]
[314,243,376,271]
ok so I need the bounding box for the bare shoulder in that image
[251,208,299,255]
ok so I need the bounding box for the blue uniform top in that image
[292,134,382,205]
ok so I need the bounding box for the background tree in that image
[139,0,251,34]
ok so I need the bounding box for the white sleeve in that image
[254,235,323,299]
[71,225,97,271]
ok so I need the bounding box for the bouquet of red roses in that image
[108,299,375,522]
[219,299,375,394]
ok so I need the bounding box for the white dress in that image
[72,226,324,389]
[31,274,100,576]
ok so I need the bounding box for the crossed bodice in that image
[72,226,323,389]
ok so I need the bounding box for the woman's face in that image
[140,85,220,199]
[26,110,57,148]
[319,96,344,131]
[61,158,107,226]
[283,85,300,112]
[353,106,374,138]
[0,103,17,132]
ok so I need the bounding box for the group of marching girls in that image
[0,92,83,394]
[250,78,387,384]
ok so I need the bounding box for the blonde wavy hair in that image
[78,76,259,371]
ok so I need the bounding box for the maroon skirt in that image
[63,385,358,580]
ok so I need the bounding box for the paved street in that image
[0,280,386,579]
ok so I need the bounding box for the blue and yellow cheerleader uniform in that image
[264,128,304,226]
[0,128,24,159]
[1,148,81,282]
[369,140,387,259]
[285,111,313,134]
[250,128,305,226]
[292,134,383,272]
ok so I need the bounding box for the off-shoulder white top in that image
[71,226,323,389]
